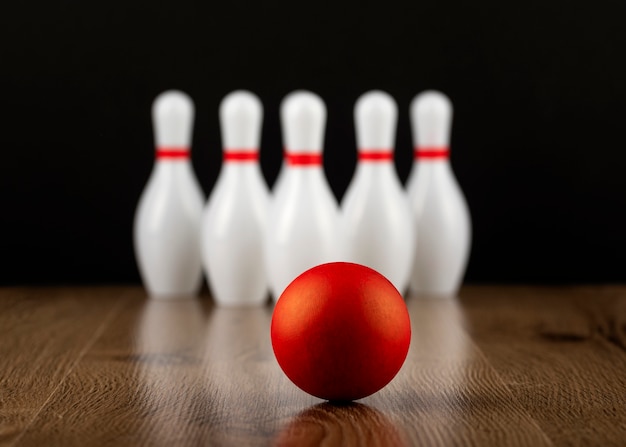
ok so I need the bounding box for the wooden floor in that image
[1,286,625,446]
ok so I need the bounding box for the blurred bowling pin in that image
[265,90,340,301]
[406,91,471,297]
[134,90,205,298]
[201,90,270,306]
[341,91,414,293]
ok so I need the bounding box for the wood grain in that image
[0,288,126,446]
[363,296,552,446]
[461,286,626,446]
[1,286,625,446]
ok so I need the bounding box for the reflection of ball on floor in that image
[274,402,405,445]
[271,262,411,401]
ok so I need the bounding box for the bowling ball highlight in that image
[270,262,411,401]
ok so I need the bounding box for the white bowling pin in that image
[265,90,340,301]
[340,90,414,293]
[134,90,205,298]
[406,91,471,297]
[201,90,270,306]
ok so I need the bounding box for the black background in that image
[2,0,625,285]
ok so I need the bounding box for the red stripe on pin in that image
[156,148,190,159]
[285,152,323,166]
[414,147,449,159]
[223,150,259,162]
[358,151,393,161]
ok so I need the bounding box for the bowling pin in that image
[134,90,205,298]
[265,90,340,301]
[201,90,270,306]
[406,90,471,297]
[340,90,414,293]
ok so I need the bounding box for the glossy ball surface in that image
[271,262,411,401]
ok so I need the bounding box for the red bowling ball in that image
[271,262,411,401]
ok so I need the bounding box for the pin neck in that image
[223,150,259,162]
[156,147,190,160]
[358,150,393,162]
[284,150,323,166]
[414,147,449,160]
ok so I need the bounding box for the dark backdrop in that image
[2,0,625,285]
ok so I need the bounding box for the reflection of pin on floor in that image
[407,91,471,297]
[135,298,207,359]
[205,306,273,362]
[134,90,205,299]
[131,298,209,440]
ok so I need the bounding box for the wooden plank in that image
[461,286,626,446]
[16,289,552,446]
[363,296,552,446]
[0,287,126,446]
[14,298,312,446]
